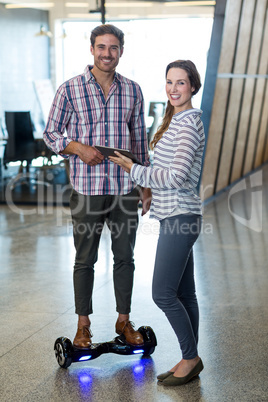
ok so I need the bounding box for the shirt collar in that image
[84,65,121,83]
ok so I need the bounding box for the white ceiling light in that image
[67,13,102,18]
[108,2,153,7]
[117,14,140,18]
[165,1,215,6]
[65,2,88,7]
[5,2,54,9]
[35,25,53,37]
[58,29,67,39]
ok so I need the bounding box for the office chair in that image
[3,111,51,189]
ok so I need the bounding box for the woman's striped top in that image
[130,108,205,220]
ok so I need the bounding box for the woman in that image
[110,60,205,386]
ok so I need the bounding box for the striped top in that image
[43,65,149,195]
[130,109,205,220]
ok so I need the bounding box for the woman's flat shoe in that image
[157,371,173,381]
[162,359,204,386]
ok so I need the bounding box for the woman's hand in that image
[109,151,134,173]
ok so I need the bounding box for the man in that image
[43,24,151,348]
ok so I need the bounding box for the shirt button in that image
[105,139,108,143]
[105,122,107,125]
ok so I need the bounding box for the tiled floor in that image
[0,163,267,401]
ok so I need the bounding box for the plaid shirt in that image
[43,65,149,195]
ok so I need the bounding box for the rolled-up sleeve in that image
[43,84,73,157]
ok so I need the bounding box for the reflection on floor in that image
[0,162,70,206]
[0,163,267,401]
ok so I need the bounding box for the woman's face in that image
[165,67,195,113]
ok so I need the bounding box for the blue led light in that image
[79,355,92,361]
[133,364,145,374]
[78,372,92,386]
[133,349,144,354]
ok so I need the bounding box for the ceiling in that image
[0,0,215,20]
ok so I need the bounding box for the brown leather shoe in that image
[115,319,144,346]
[73,325,93,349]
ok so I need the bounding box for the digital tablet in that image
[94,145,142,164]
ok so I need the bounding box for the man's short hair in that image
[90,24,124,48]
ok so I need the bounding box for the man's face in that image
[90,34,123,73]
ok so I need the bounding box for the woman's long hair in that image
[150,60,201,150]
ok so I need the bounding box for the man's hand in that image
[61,142,104,166]
[77,144,104,166]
